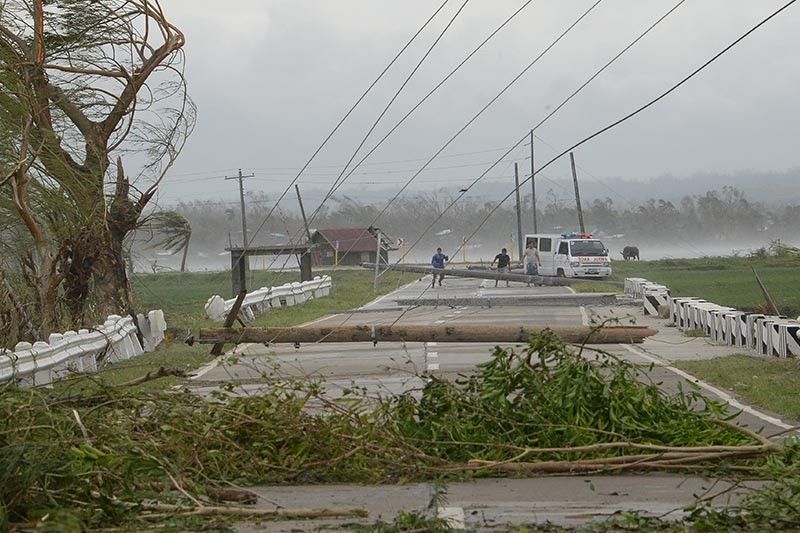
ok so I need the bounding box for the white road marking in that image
[454,310,462,314]
[427,362,440,371]
[435,320,446,324]
[299,313,342,327]
[438,506,466,529]
[622,345,793,430]
[579,306,589,326]
[427,351,439,358]
[189,358,220,380]
[427,342,438,347]
[359,278,422,309]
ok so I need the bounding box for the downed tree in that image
[362,262,623,287]
[194,324,657,347]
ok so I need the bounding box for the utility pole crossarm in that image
[225,168,256,247]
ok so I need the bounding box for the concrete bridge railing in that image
[0,310,167,387]
[625,277,800,358]
[204,275,332,322]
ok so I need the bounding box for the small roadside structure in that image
[310,227,394,266]
[226,244,312,296]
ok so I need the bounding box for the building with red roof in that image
[310,226,394,266]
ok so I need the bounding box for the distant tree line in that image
[139,186,799,265]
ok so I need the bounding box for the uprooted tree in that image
[0,0,194,341]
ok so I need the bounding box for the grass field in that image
[611,255,800,316]
[613,255,800,420]
[676,355,800,421]
[131,269,418,330]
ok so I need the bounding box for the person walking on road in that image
[524,241,541,286]
[431,247,448,287]
[490,248,511,287]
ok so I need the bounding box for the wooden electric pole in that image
[569,152,585,233]
[530,130,538,233]
[514,162,524,260]
[225,168,255,247]
[197,324,656,346]
[294,184,312,242]
[225,168,255,298]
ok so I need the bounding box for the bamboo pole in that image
[196,324,657,346]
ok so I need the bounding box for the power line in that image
[256,0,541,270]
[236,0,452,265]
[298,0,472,242]
[311,0,538,215]
[255,0,477,272]
[452,0,799,265]
[324,0,606,270]
[396,0,689,264]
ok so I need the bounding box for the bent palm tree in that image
[148,211,192,272]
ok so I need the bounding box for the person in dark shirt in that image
[431,247,448,287]
[491,248,511,287]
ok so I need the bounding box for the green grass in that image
[571,281,621,293]
[57,343,209,391]
[131,269,418,330]
[612,256,800,316]
[676,355,800,420]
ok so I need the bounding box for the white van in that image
[524,233,612,278]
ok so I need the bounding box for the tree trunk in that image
[180,238,189,272]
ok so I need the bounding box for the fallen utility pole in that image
[195,324,657,347]
[361,263,623,287]
[210,289,247,356]
[393,293,621,307]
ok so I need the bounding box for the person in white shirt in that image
[524,242,541,275]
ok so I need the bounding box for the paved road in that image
[185,276,796,530]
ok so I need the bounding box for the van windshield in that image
[569,240,607,257]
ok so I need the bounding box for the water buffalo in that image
[621,246,640,261]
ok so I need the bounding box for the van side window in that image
[539,238,552,252]
[558,241,568,255]
[526,237,537,248]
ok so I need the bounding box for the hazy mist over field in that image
[135,169,800,273]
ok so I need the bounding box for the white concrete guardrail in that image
[0,310,167,387]
[625,277,800,358]
[204,276,332,322]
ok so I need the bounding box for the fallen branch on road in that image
[115,366,186,388]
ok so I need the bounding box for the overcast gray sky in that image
[156,1,799,207]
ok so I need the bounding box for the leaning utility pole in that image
[569,152,585,233]
[373,229,382,291]
[225,168,255,247]
[514,162,524,260]
[530,130,538,233]
[294,184,312,242]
